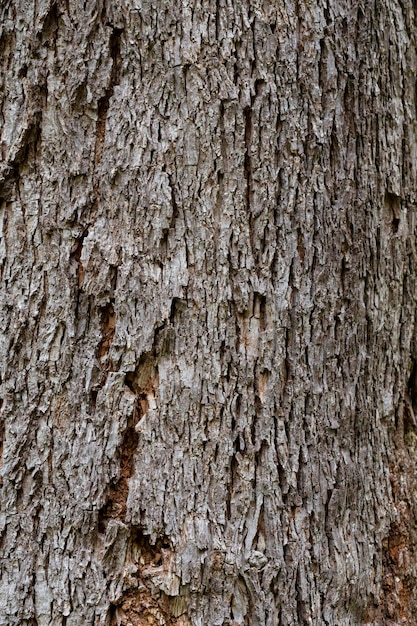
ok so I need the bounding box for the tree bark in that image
[1,0,417,624]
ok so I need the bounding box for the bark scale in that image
[1,0,417,624]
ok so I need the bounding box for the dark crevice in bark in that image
[123,312,175,414]
[319,37,326,109]
[405,361,417,433]
[215,0,220,41]
[38,1,58,43]
[214,100,226,243]
[243,105,253,252]
[254,292,266,331]
[97,301,116,364]
[384,191,401,234]
[297,228,305,265]
[89,300,116,408]
[296,564,308,625]
[254,501,265,552]
[69,229,88,288]
[227,451,239,520]
[167,174,179,230]
[0,20,15,77]
[91,22,123,221]
[161,172,180,254]
[323,0,331,26]
[0,4,49,193]
[0,115,42,199]
[169,297,186,325]
[251,396,260,446]
[94,27,123,172]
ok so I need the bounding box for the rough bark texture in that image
[1,0,417,624]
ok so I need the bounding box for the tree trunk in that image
[1,0,417,624]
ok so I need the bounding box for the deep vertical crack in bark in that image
[94,26,123,183]
[98,322,190,625]
[243,105,253,256]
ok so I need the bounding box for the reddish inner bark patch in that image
[381,512,412,623]
[100,334,188,625]
[108,531,188,626]
[364,504,413,624]
[99,350,160,529]
[364,396,417,626]
[110,588,186,626]
[98,425,138,527]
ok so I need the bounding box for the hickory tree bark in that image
[1,0,417,624]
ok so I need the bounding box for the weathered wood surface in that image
[1,0,417,624]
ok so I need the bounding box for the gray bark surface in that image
[1,0,417,624]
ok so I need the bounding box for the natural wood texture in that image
[1,0,417,624]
